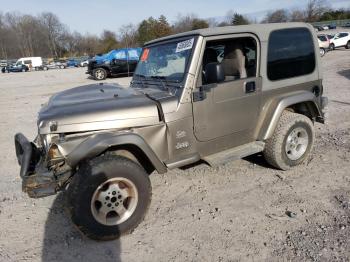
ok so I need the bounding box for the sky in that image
[1,0,349,35]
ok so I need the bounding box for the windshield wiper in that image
[134,73,146,78]
[150,76,169,91]
[132,74,147,88]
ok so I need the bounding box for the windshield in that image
[134,37,195,82]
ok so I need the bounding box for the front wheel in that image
[93,68,107,80]
[263,111,314,170]
[346,41,350,49]
[66,155,151,240]
[330,43,335,51]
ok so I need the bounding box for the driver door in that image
[111,50,128,75]
[193,35,261,142]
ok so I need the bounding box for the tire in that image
[346,41,350,49]
[263,111,314,170]
[320,48,325,57]
[43,66,48,71]
[60,65,64,69]
[22,68,26,72]
[93,68,107,80]
[66,155,151,240]
[330,43,335,51]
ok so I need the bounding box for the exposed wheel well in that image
[285,101,320,121]
[102,144,156,174]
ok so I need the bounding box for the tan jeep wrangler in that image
[15,22,328,240]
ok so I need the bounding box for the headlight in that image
[104,60,110,65]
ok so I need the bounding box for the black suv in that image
[87,48,141,80]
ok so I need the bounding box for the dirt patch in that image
[273,191,350,261]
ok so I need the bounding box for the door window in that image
[115,51,127,60]
[201,37,257,85]
[127,49,140,60]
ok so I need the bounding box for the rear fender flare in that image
[259,91,321,140]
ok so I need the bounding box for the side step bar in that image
[203,141,265,167]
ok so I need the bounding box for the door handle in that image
[245,81,256,93]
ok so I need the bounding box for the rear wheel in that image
[263,111,314,170]
[66,155,151,240]
[320,48,325,57]
[93,68,107,80]
[346,41,350,49]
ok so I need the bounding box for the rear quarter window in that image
[267,28,315,81]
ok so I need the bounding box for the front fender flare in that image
[66,132,167,174]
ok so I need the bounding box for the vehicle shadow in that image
[338,69,350,80]
[243,153,272,169]
[42,193,121,262]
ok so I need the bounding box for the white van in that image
[16,57,43,70]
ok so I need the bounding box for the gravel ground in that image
[0,48,349,262]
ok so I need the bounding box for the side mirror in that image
[204,62,225,84]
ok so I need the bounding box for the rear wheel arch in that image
[285,101,320,121]
[259,92,321,140]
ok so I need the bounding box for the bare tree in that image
[305,0,329,22]
[262,9,289,23]
[290,9,306,22]
[39,12,67,58]
[172,14,208,33]
[119,24,138,48]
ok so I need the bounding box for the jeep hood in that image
[38,83,176,134]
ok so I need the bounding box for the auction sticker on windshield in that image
[141,48,150,62]
[176,38,194,53]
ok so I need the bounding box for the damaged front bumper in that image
[14,133,71,198]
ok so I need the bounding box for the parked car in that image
[15,23,328,241]
[44,62,66,70]
[329,32,350,50]
[321,25,329,30]
[16,57,43,70]
[0,60,7,67]
[343,22,350,28]
[2,63,29,73]
[327,24,336,30]
[314,25,324,32]
[317,34,330,56]
[80,60,89,67]
[66,59,80,67]
[87,48,142,80]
